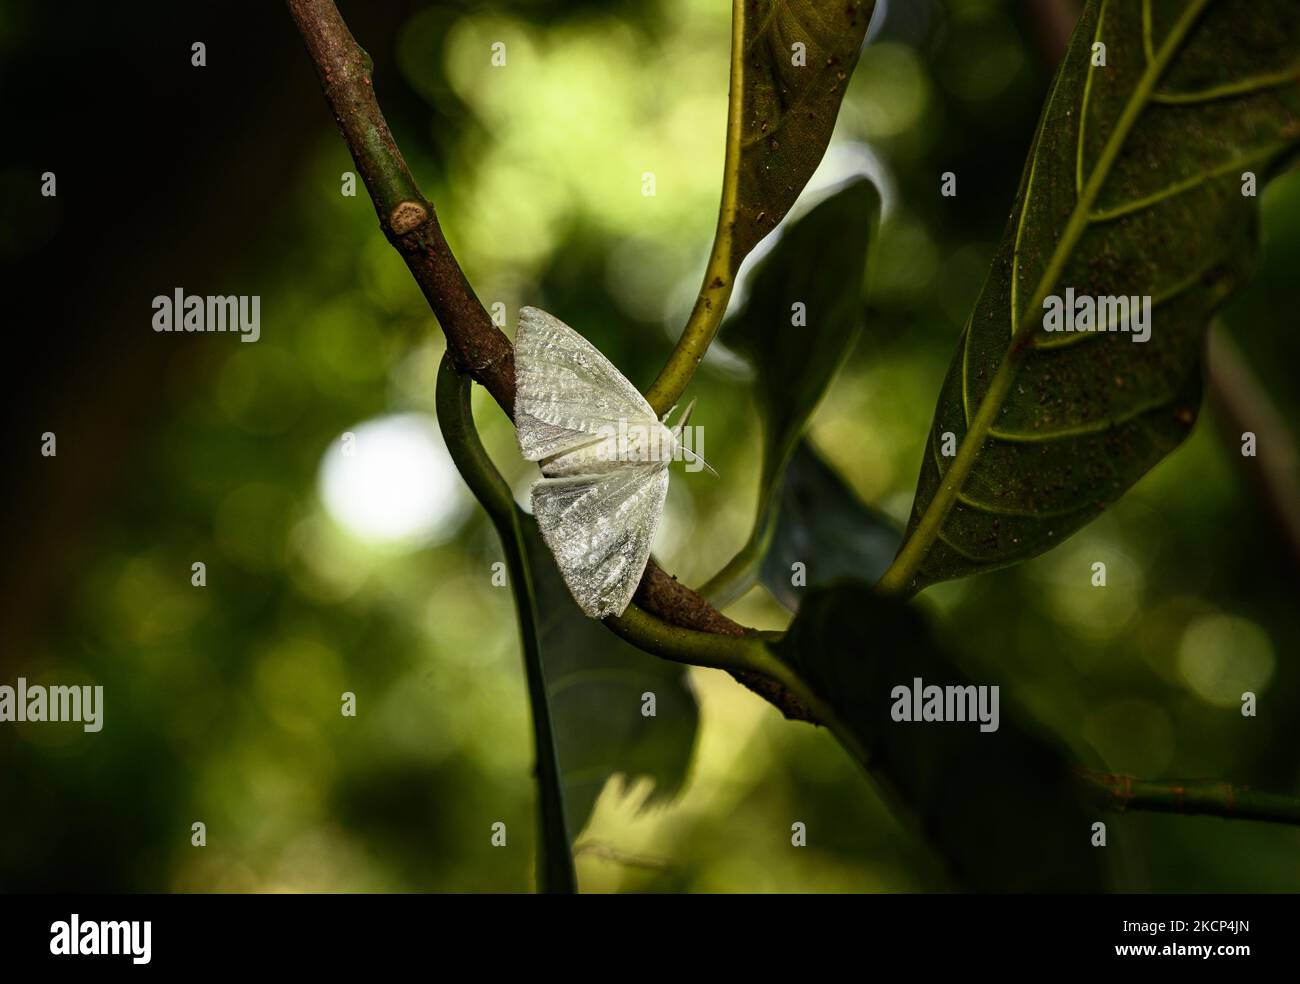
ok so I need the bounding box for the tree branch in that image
[286,0,515,408]
[284,0,814,722]
[1082,770,1300,826]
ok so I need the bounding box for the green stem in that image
[697,415,803,606]
[436,357,577,893]
[605,604,774,675]
[644,243,736,418]
[1083,771,1300,827]
[607,608,872,773]
[695,544,759,609]
[695,503,776,608]
[641,0,745,416]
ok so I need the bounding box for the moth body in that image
[541,421,678,477]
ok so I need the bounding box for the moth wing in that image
[515,306,660,462]
[515,414,603,463]
[530,463,669,619]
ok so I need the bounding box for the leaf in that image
[701,178,879,606]
[885,0,1300,596]
[645,0,877,412]
[760,441,901,611]
[775,581,1111,891]
[520,518,700,834]
[725,0,877,267]
[730,178,879,500]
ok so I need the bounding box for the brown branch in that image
[284,0,812,721]
[286,0,514,408]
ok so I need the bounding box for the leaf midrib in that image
[880,0,1215,596]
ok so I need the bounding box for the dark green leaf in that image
[886,0,1300,595]
[730,178,879,495]
[726,1,877,265]
[702,178,879,606]
[776,581,1111,890]
[761,442,900,611]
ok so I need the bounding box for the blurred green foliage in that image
[3,0,1299,892]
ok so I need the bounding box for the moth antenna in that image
[670,398,698,437]
[678,443,718,477]
[666,398,712,474]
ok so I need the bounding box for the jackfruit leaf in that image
[723,0,878,268]
[888,0,1300,596]
[776,580,1110,890]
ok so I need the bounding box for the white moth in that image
[514,306,708,619]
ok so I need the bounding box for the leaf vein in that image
[954,491,1085,520]
[1031,257,1224,350]
[1089,142,1290,222]
[1153,63,1300,104]
[1077,0,1109,196]
[987,394,1174,443]
[1142,0,1154,65]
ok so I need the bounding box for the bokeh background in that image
[2,0,1298,892]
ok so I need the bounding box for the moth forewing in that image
[514,305,659,453]
[516,409,610,463]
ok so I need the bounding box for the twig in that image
[286,0,515,408]
[1082,770,1300,826]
